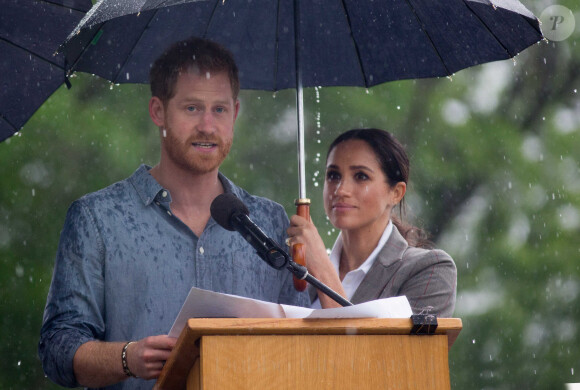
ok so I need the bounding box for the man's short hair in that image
[150,37,240,103]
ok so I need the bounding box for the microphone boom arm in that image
[285,260,353,307]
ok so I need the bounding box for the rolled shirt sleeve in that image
[39,201,105,387]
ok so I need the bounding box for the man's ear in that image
[233,99,240,122]
[149,96,165,128]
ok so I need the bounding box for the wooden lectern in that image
[155,317,462,390]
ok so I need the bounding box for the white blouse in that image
[311,221,393,309]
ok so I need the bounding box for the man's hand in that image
[73,335,177,388]
[126,335,177,379]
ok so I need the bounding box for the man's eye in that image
[187,106,197,112]
[215,107,225,113]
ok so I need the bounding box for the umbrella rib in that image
[338,0,369,87]
[110,11,161,83]
[40,0,91,13]
[403,0,452,76]
[0,113,19,132]
[0,37,65,70]
[202,0,222,37]
[462,0,515,58]
[273,0,282,91]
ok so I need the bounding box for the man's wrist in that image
[121,341,138,378]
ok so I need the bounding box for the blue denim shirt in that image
[39,165,309,389]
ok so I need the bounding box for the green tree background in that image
[1,1,579,388]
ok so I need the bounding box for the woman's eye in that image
[326,171,340,181]
[355,172,369,181]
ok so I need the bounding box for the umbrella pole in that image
[292,0,309,292]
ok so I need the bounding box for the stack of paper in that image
[169,287,412,337]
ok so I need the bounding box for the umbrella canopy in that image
[65,0,543,90]
[61,0,543,198]
[0,0,92,142]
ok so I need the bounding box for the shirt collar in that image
[329,220,394,276]
[128,164,237,206]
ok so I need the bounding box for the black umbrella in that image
[62,0,543,197]
[60,0,543,289]
[0,0,92,142]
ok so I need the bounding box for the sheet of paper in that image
[169,287,413,337]
[168,287,284,337]
[302,296,412,319]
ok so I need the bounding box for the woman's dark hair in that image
[327,128,432,248]
[149,37,239,104]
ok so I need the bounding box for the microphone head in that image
[210,193,249,231]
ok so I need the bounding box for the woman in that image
[287,128,457,317]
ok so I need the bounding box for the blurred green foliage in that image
[1,1,579,388]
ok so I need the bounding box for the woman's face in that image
[323,139,402,234]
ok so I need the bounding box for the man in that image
[39,37,309,389]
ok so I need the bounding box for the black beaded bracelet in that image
[121,341,137,378]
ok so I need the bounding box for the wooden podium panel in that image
[156,318,462,390]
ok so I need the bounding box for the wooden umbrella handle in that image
[292,198,310,291]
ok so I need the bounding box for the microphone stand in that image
[286,260,353,307]
[264,247,353,307]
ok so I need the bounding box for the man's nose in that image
[197,110,216,132]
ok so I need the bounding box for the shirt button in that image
[199,247,205,255]
[162,190,168,198]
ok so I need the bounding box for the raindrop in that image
[472,339,476,344]
[365,89,370,94]
[17,361,21,367]
[572,368,575,375]
[512,58,517,66]
[446,75,453,82]
[32,188,35,197]
[205,71,211,80]
[162,129,167,138]
[574,89,577,94]
[126,72,130,80]
[396,106,401,110]
[543,58,547,65]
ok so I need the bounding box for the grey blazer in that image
[311,225,457,317]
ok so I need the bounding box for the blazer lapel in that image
[350,226,408,304]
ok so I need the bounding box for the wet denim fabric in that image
[39,165,309,389]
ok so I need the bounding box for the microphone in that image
[210,193,288,270]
